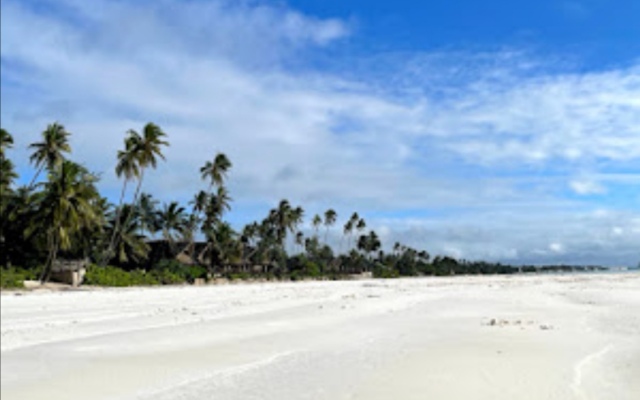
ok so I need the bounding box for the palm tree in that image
[342,220,353,253]
[344,212,360,251]
[198,186,233,269]
[295,231,304,254]
[156,201,187,253]
[212,222,241,270]
[200,153,232,190]
[0,128,13,156]
[270,199,293,248]
[357,230,381,269]
[126,123,169,206]
[103,124,167,265]
[356,218,366,236]
[181,190,208,260]
[102,136,142,265]
[0,157,17,195]
[29,161,101,282]
[290,206,304,253]
[312,214,322,239]
[323,209,337,244]
[0,130,17,266]
[240,222,261,270]
[28,123,72,186]
[138,193,160,238]
[106,204,150,265]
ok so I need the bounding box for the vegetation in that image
[0,123,608,288]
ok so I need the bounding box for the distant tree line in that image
[0,124,607,287]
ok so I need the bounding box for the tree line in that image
[0,123,606,287]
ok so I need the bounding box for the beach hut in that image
[50,259,88,287]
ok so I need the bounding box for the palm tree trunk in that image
[114,168,146,260]
[29,164,45,189]
[101,179,129,266]
[40,234,58,283]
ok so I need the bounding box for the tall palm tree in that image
[346,212,360,250]
[127,123,169,206]
[200,153,232,190]
[28,123,72,186]
[29,161,101,282]
[295,231,304,254]
[270,199,293,248]
[342,220,353,254]
[198,186,233,268]
[103,124,167,265]
[356,218,366,236]
[102,136,142,265]
[312,214,322,239]
[323,209,337,244]
[289,206,304,253]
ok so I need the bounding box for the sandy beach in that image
[1,273,638,400]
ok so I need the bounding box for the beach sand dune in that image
[2,273,638,400]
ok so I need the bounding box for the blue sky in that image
[1,0,639,266]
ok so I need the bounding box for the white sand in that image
[2,273,639,400]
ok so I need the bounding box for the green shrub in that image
[151,269,184,285]
[372,263,399,279]
[0,267,36,289]
[151,259,205,283]
[84,265,159,287]
[303,261,321,278]
[225,272,250,281]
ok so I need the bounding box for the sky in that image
[1,0,639,266]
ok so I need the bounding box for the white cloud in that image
[570,178,606,195]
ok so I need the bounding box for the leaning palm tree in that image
[200,153,232,190]
[102,124,167,265]
[127,123,169,205]
[29,161,101,282]
[102,135,141,265]
[28,123,72,186]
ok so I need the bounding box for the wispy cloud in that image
[1,0,638,266]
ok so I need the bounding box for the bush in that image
[151,269,184,285]
[372,263,399,279]
[151,259,206,283]
[1,267,36,289]
[84,265,159,287]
